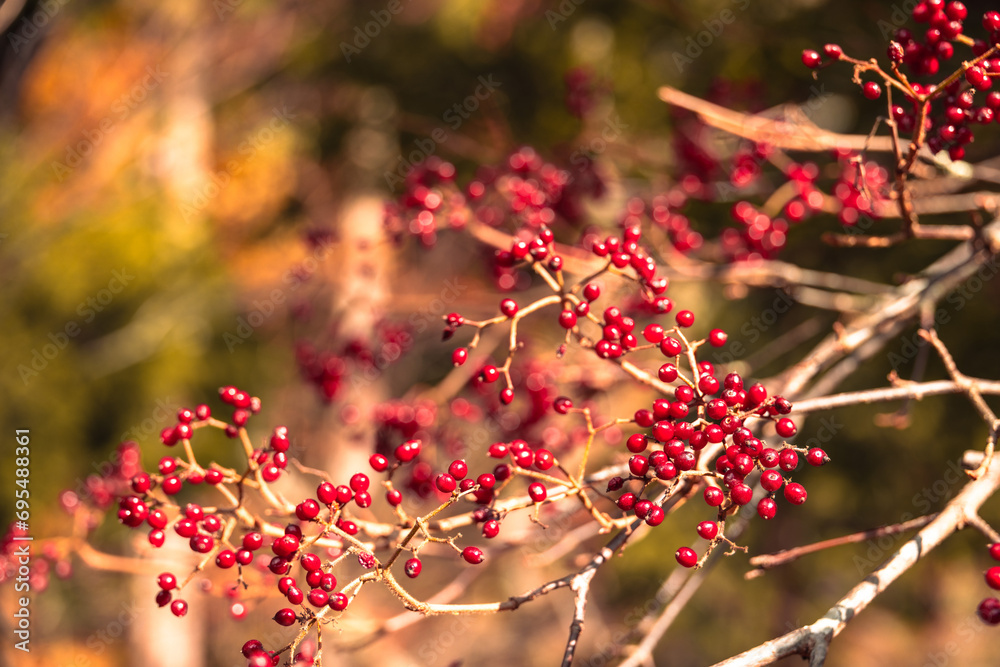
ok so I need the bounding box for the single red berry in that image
[990,543,1000,561]
[477,473,496,489]
[295,499,320,521]
[986,566,1000,590]
[528,483,547,503]
[499,387,515,405]
[404,557,422,578]
[761,470,784,492]
[703,486,725,507]
[273,608,296,626]
[452,347,468,366]
[977,597,1000,624]
[675,547,698,568]
[242,640,265,658]
[435,473,457,494]
[170,600,188,617]
[480,365,500,383]
[778,449,799,472]
[462,546,485,564]
[784,482,808,505]
[307,589,329,608]
[500,298,518,317]
[806,448,829,466]
[157,572,177,591]
[708,329,728,347]
[822,43,843,60]
[482,520,500,538]
[675,310,694,328]
[329,593,349,611]
[801,49,822,68]
[696,521,719,540]
[757,497,777,520]
[370,454,389,472]
[583,283,601,301]
[215,550,236,569]
[730,483,753,506]
[645,506,665,526]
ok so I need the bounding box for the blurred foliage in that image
[2,0,1000,666]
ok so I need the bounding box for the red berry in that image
[370,454,389,472]
[645,506,665,526]
[806,448,829,466]
[990,543,1000,561]
[775,418,797,438]
[170,600,188,617]
[435,473,457,493]
[778,449,799,472]
[822,43,843,60]
[583,283,601,301]
[329,593,349,611]
[708,329,727,347]
[157,572,177,590]
[675,547,698,568]
[404,557,422,578]
[462,546,484,564]
[761,470,784,492]
[558,310,577,329]
[986,566,1000,590]
[528,483,547,503]
[977,597,1000,624]
[500,298,518,317]
[675,310,694,328]
[703,486,724,507]
[273,608,296,626]
[452,348,468,366]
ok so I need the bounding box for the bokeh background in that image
[2,0,1000,665]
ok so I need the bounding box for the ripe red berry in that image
[761,470,784,492]
[404,557,422,578]
[675,310,694,328]
[806,448,829,466]
[645,505,665,526]
[757,497,777,520]
[583,283,601,301]
[776,418,797,438]
[528,483,547,503]
[822,43,843,60]
[170,600,188,617]
[986,566,1000,590]
[435,473,457,493]
[329,593,349,611]
[370,454,389,472]
[730,483,753,506]
[452,348,468,366]
[801,49,822,68]
[157,572,177,590]
[696,521,719,540]
[977,597,1000,624]
[480,365,500,383]
[675,547,698,568]
[778,449,799,472]
[482,519,500,538]
[783,482,808,505]
[703,486,724,507]
[553,396,573,414]
[708,329,728,347]
[273,608,296,626]
[462,546,485,564]
[500,298,519,317]
[990,543,1000,561]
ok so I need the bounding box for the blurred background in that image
[2,0,1000,665]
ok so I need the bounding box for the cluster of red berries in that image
[977,543,1000,625]
[803,3,1000,161]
